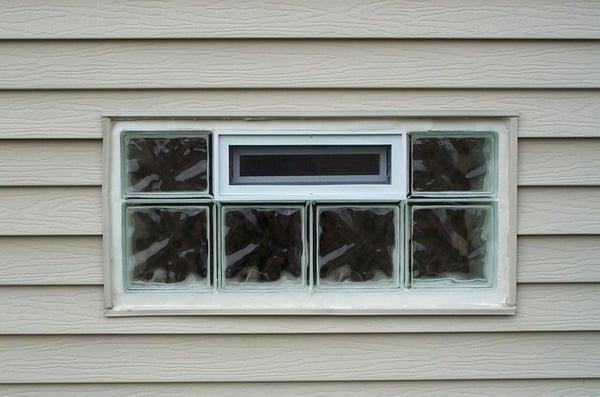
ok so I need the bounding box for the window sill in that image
[106,291,516,316]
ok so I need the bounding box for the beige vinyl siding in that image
[1,0,599,39]
[1,333,600,382]
[1,284,599,334]
[0,236,103,285]
[1,90,599,139]
[2,380,600,397]
[1,1,599,395]
[2,41,600,89]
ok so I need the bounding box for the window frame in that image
[103,115,517,316]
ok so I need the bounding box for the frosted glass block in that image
[410,204,494,287]
[411,133,495,195]
[124,133,209,194]
[125,206,210,289]
[221,206,306,289]
[317,205,399,288]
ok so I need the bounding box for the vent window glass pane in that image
[230,145,390,185]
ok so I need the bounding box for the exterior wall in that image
[0,1,599,395]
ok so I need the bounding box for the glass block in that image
[125,206,210,288]
[124,133,210,195]
[411,133,495,195]
[317,205,399,288]
[221,206,306,289]
[410,204,494,286]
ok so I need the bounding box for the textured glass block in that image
[411,134,494,194]
[125,135,209,194]
[317,206,398,287]
[222,206,305,288]
[126,206,210,288]
[411,205,493,286]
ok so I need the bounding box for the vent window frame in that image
[217,132,406,200]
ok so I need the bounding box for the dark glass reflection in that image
[230,145,390,185]
[412,206,490,282]
[126,137,208,192]
[224,208,303,284]
[318,207,396,283]
[129,207,209,284]
[239,153,380,177]
[412,136,491,192]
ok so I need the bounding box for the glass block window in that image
[410,133,495,195]
[408,132,497,289]
[316,205,399,288]
[123,132,210,196]
[107,119,515,315]
[125,205,211,288]
[409,204,494,287]
[220,205,307,289]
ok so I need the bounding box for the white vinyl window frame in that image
[103,115,517,316]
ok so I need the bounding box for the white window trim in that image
[103,115,517,316]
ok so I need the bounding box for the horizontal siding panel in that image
[2,0,600,39]
[0,236,102,285]
[0,140,102,186]
[518,139,600,185]
[5,139,600,186]
[3,41,600,89]
[1,90,599,139]
[518,235,600,283]
[1,284,599,334]
[0,187,101,235]
[518,187,600,235]
[1,332,599,382]
[0,186,597,235]
[1,235,597,285]
[2,380,600,397]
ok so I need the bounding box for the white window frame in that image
[103,115,517,316]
